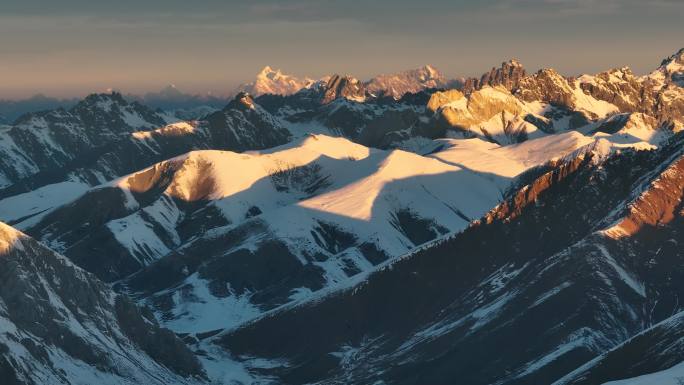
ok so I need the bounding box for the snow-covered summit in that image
[239,66,319,96]
[650,47,684,87]
[365,64,449,98]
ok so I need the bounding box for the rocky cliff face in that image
[462,59,526,94]
[578,50,684,130]
[320,75,368,104]
[515,68,579,109]
[559,309,684,384]
[0,222,204,385]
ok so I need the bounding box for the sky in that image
[0,0,683,99]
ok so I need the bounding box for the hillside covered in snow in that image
[1,49,684,385]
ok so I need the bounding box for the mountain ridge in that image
[1,48,684,385]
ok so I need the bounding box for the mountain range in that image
[1,48,684,384]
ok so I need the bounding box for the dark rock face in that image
[0,222,204,385]
[258,86,431,149]
[204,94,292,151]
[562,311,684,384]
[462,60,526,94]
[216,135,684,385]
[389,208,449,246]
[321,75,367,104]
[27,187,139,281]
[113,298,203,377]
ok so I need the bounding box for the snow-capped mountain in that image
[0,92,170,193]
[15,109,674,335]
[0,92,292,220]
[238,66,321,97]
[0,94,79,123]
[0,221,205,384]
[240,65,451,101]
[215,131,684,385]
[365,65,450,99]
[1,48,684,385]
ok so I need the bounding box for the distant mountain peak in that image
[157,83,183,96]
[462,59,527,94]
[78,91,129,110]
[365,65,448,99]
[239,66,316,96]
[226,91,256,110]
[257,65,283,79]
[649,47,684,87]
[660,47,684,67]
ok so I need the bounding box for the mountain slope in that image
[0,92,292,225]
[23,123,667,337]
[556,310,684,384]
[1,49,684,385]
[0,222,205,385]
[0,92,169,192]
[214,132,684,385]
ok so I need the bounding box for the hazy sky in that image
[1,0,683,98]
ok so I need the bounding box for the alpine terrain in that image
[1,48,684,384]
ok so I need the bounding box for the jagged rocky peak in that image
[240,65,316,96]
[226,91,256,110]
[654,47,684,86]
[321,74,367,104]
[77,91,129,110]
[660,47,684,68]
[515,67,577,108]
[578,66,646,112]
[365,64,448,98]
[462,59,526,94]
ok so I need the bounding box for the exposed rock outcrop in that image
[321,75,367,104]
[462,59,526,94]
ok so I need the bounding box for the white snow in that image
[101,128,670,332]
[161,273,262,333]
[603,362,684,385]
[0,180,89,229]
[595,244,646,297]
